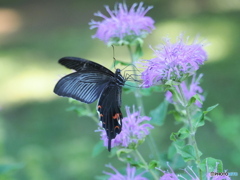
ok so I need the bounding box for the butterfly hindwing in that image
[97,85,123,151]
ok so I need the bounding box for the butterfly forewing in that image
[54,71,112,103]
[59,57,114,76]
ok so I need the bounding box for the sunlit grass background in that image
[0,0,240,179]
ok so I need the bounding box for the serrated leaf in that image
[92,141,105,157]
[200,157,223,173]
[149,100,168,126]
[170,128,190,141]
[178,127,190,139]
[175,144,196,162]
[174,141,202,162]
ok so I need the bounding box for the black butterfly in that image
[54,57,126,151]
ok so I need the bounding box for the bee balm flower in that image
[103,163,147,180]
[165,74,205,108]
[140,34,207,88]
[96,106,153,149]
[89,2,155,46]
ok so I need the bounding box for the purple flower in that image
[165,73,205,108]
[157,162,232,180]
[157,163,179,180]
[103,163,148,180]
[140,34,207,88]
[96,106,154,149]
[157,163,200,180]
[89,2,155,45]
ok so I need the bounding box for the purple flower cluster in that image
[140,34,207,88]
[89,2,155,45]
[96,106,153,149]
[103,163,147,180]
[165,73,205,108]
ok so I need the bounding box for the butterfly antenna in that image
[112,45,117,70]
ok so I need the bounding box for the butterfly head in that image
[116,68,121,74]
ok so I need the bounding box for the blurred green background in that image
[0,0,240,179]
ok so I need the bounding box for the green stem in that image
[127,45,145,115]
[178,85,203,180]
[127,45,160,160]
[135,149,159,180]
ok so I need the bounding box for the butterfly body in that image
[54,57,125,151]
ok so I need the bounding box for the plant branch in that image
[135,149,159,180]
[178,85,203,180]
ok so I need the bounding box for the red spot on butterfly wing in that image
[112,113,121,119]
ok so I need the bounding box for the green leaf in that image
[173,140,202,162]
[116,148,134,162]
[92,141,105,158]
[188,96,196,107]
[192,111,205,128]
[176,145,196,162]
[187,94,203,107]
[170,132,177,141]
[203,104,219,114]
[149,100,169,126]
[170,128,190,141]
[191,104,218,128]
[116,149,145,167]
[148,160,159,169]
[168,110,183,122]
[178,127,190,139]
[200,157,223,173]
